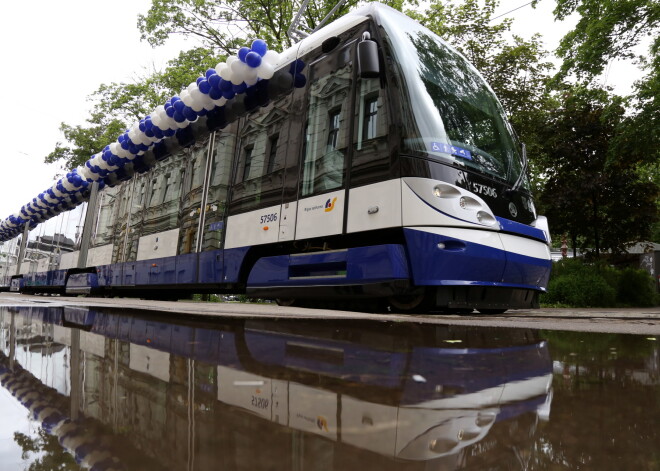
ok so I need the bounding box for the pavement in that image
[1,292,659,335]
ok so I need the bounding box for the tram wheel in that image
[276,298,297,307]
[477,308,507,314]
[388,290,431,313]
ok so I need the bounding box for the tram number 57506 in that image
[260,213,278,224]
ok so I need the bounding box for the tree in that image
[14,430,79,471]
[536,85,659,255]
[45,47,220,171]
[542,0,660,244]
[137,0,364,55]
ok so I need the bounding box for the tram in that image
[0,3,551,312]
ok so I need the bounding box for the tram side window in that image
[178,142,210,255]
[202,128,237,251]
[229,94,292,214]
[301,57,352,197]
[351,76,391,186]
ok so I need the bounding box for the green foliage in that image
[535,84,659,254]
[549,0,660,81]
[14,430,80,471]
[617,267,658,306]
[45,118,126,171]
[137,0,361,55]
[544,270,617,307]
[45,47,221,171]
[542,258,659,307]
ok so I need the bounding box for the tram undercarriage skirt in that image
[434,286,540,310]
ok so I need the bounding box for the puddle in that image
[0,305,658,470]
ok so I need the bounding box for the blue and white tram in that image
[2,4,551,312]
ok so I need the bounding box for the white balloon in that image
[245,76,258,87]
[263,50,280,65]
[244,66,258,82]
[257,61,275,80]
[215,62,228,74]
[212,97,227,107]
[188,82,198,94]
[181,90,194,107]
[219,67,233,82]
[226,56,238,66]
[175,119,188,129]
[151,113,162,128]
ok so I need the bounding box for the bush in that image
[541,259,658,307]
[616,268,657,307]
[543,271,616,307]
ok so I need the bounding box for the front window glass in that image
[378,12,526,187]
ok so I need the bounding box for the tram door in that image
[293,40,355,241]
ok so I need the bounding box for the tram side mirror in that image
[358,32,380,78]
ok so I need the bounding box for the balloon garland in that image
[0,39,307,242]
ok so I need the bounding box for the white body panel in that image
[395,407,495,460]
[136,228,180,261]
[217,366,273,420]
[37,257,51,272]
[59,251,79,270]
[295,190,345,240]
[224,203,282,249]
[19,260,35,275]
[86,244,113,267]
[288,383,338,440]
[402,177,498,230]
[347,180,402,233]
[129,344,170,382]
[278,202,297,242]
[341,396,398,455]
[500,232,551,261]
[271,379,289,425]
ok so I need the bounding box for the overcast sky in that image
[0,0,645,235]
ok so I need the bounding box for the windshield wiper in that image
[506,142,527,195]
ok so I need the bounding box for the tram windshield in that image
[377,10,527,188]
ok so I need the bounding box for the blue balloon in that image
[173,99,186,113]
[139,120,146,132]
[294,73,306,88]
[251,39,268,57]
[222,89,235,100]
[205,68,216,79]
[238,46,250,62]
[171,96,181,104]
[199,79,212,94]
[209,86,222,100]
[290,59,306,74]
[232,82,247,94]
[183,106,197,121]
[246,51,262,68]
[197,108,208,116]
[153,127,164,139]
[165,106,175,118]
[220,79,233,92]
[164,128,176,137]
[208,74,221,88]
[196,76,204,85]
[173,111,186,123]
